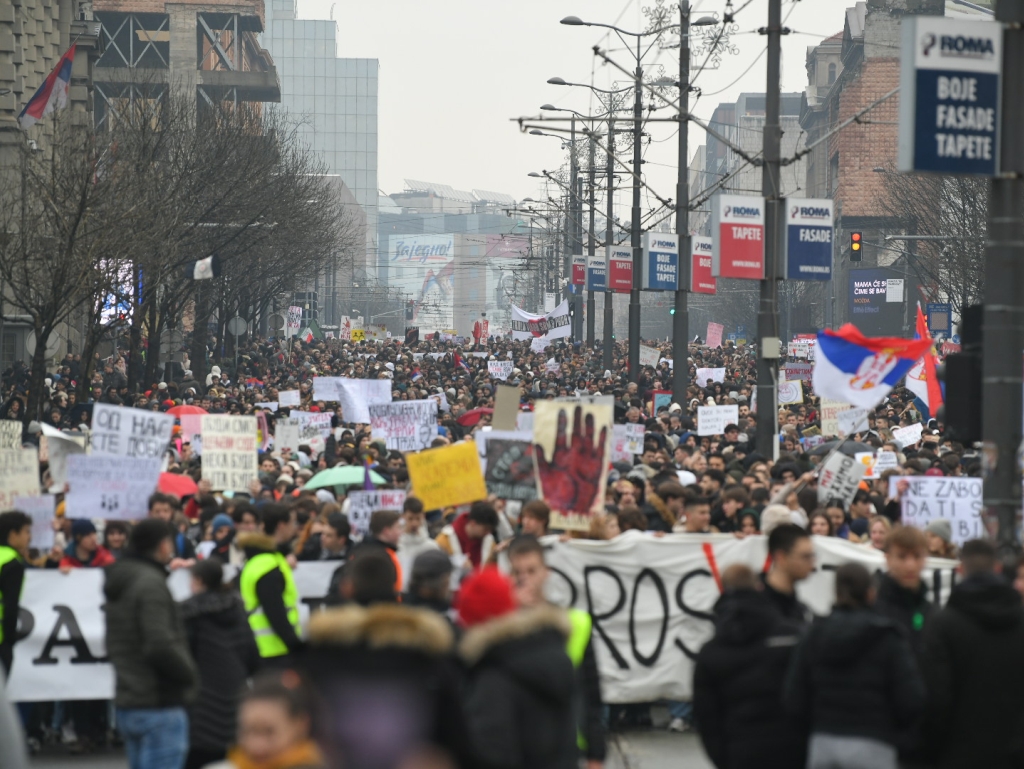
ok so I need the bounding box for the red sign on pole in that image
[690,236,717,294]
[712,194,765,280]
[607,246,633,293]
[571,255,587,286]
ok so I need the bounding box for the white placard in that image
[697,405,739,437]
[254,402,279,412]
[278,390,301,408]
[312,376,343,402]
[639,345,660,369]
[0,448,39,510]
[368,400,438,452]
[892,422,924,448]
[817,451,866,506]
[610,425,633,464]
[695,367,725,385]
[65,454,160,519]
[15,494,55,549]
[886,278,904,303]
[345,490,408,537]
[531,337,550,353]
[90,403,174,459]
[623,424,646,454]
[275,419,301,454]
[200,415,258,492]
[488,361,514,381]
[0,420,21,449]
[39,424,86,490]
[897,476,983,545]
[294,412,333,440]
[837,407,870,437]
[778,379,803,405]
[818,398,850,438]
[338,378,393,423]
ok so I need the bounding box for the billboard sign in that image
[784,198,834,280]
[641,233,679,291]
[389,234,456,334]
[711,194,765,279]
[607,246,633,293]
[849,268,905,336]
[690,236,716,294]
[586,255,606,291]
[571,254,587,286]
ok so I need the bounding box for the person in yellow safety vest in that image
[239,504,302,665]
[508,534,606,769]
[0,512,31,678]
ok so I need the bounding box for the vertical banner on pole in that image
[711,194,765,279]
[641,233,679,291]
[784,199,834,280]
[690,236,717,294]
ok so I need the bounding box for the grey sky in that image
[301,0,857,205]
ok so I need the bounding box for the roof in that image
[403,180,477,204]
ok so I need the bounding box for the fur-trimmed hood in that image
[308,603,454,656]
[459,604,571,664]
[237,532,277,557]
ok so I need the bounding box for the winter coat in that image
[921,572,1024,769]
[783,605,925,746]
[693,589,807,769]
[104,555,198,709]
[299,603,473,769]
[59,543,116,569]
[873,573,933,663]
[460,605,578,769]
[180,590,260,752]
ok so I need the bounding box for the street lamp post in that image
[604,120,616,371]
[587,132,596,347]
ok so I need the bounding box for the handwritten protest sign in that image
[338,379,392,423]
[623,424,645,454]
[531,337,550,353]
[892,422,924,448]
[610,425,633,464]
[697,405,739,437]
[819,398,850,438]
[856,450,899,479]
[694,367,725,385]
[294,412,333,440]
[484,439,537,501]
[345,490,407,536]
[91,403,174,459]
[15,494,55,549]
[200,415,258,492]
[66,454,160,519]
[545,359,560,374]
[0,449,39,510]
[705,322,724,349]
[488,360,514,381]
[369,400,437,451]
[406,441,487,511]
[275,419,301,453]
[897,476,982,545]
[837,407,870,437]
[278,390,301,408]
[783,362,813,382]
[312,377,343,402]
[778,379,803,405]
[0,420,21,449]
[39,424,85,490]
[639,345,660,369]
[817,452,866,506]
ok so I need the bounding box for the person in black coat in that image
[784,562,925,769]
[693,564,807,769]
[921,539,1024,769]
[180,560,260,769]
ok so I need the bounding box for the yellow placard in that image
[351,329,365,341]
[406,440,487,511]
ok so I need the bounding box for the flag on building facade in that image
[18,44,77,130]
[905,304,945,412]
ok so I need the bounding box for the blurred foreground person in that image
[693,564,806,769]
[208,672,323,769]
[922,539,1024,769]
[784,563,924,769]
[0,511,31,676]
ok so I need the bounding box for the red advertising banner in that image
[607,246,633,293]
[712,194,765,280]
[690,236,717,294]
[571,255,587,286]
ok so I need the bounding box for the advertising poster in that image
[389,234,456,334]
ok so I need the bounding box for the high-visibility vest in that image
[566,608,593,752]
[240,552,301,658]
[0,546,23,646]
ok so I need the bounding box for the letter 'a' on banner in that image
[711,193,765,280]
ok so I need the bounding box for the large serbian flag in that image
[18,44,76,130]
[813,324,931,409]
[905,304,944,413]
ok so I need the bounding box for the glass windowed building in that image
[261,0,379,280]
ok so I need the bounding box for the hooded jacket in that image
[873,573,933,662]
[180,590,260,752]
[783,605,925,746]
[59,542,116,569]
[460,605,578,769]
[922,572,1024,769]
[104,555,198,709]
[694,589,807,769]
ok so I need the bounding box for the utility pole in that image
[604,121,616,371]
[755,0,783,458]
[587,135,596,346]
[984,0,1024,557]
[672,0,691,408]
[628,39,643,381]
[576,175,585,341]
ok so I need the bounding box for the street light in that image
[547,77,632,95]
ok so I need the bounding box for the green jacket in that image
[104,555,198,709]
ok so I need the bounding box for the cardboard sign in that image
[351,329,366,342]
[892,422,924,448]
[369,400,438,452]
[286,306,302,337]
[817,452,866,506]
[484,439,537,501]
[406,441,487,511]
[278,390,301,407]
[857,450,899,479]
[778,380,803,405]
[65,454,160,519]
[0,420,21,449]
[897,476,983,545]
[690,236,716,294]
[639,345,660,369]
[15,494,55,549]
[783,362,813,383]
[200,415,258,492]
[837,407,870,437]
[819,398,851,438]
[695,367,725,385]
[712,194,765,279]
[622,423,645,454]
[530,337,550,353]
[294,412,333,441]
[492,385,520,431]
[275,419,301,454]
[610,425,634,464]
[651,389,673,415]
[488,360,514,381]
[0,449,39,510]
[705,323,724,349]
[345,490,407,537]
[91,403,174,459]
[697,405,739,437]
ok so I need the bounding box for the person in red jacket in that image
[59,520,116,573]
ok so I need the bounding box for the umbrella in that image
[808,439,874,457]
[167,404,208,416]
[305,465,387,490]
[457,407,493,427]
[158,472,198,497]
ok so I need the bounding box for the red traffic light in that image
[851,232,862,251]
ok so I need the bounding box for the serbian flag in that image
[454,351,470,374]
[18,44,76,130]
[905,304,944,413]
[812,324,932,409]
[411,368,423,382]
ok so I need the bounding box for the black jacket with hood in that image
[873,573,933,662]
[783,605,925,746]
[693,589,807,769]
[922,572,1024,769]
[460,605,578,769]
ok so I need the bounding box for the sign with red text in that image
[690,236,716,294]
[572,254,587,286]
[712,194,765,279]
[607,246,633,293]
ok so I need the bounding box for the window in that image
[828,62,837,85]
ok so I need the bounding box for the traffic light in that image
[405,300,415,321]
[669,307,676,315]
[850,232,862,261]
[936,304,982,443]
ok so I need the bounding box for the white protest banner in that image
[639,345,660,369]
[65,454,160,519]
[7,535,958,704]
[294,412,333,440]
[510,300,572,341]
[368,400,438,452]
[470,352,490,359]
[255,402,279,412]
[275,419,301,453]
[346,489,407,537]
[0,420,21,448]
[817,451,866,506]
[778,379,803,405]
[892,422,924,448]
[312,376,343,402]
[39,424,86,490]
[897,476,983,545]
[819,398,850,438]
[623,424,645,454]
[694,367,725,385]
[530,337,550,353]
[91,403,174,459]
[697,405,739,437]
[0,448,39,510]
[488,360,514,381]
[15,494,55,549]
[837,407,870,437]
[338,378,393,423]
[200,415,258,492]
[278,390,301,408]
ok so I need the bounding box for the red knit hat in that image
[457,566,516,628]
